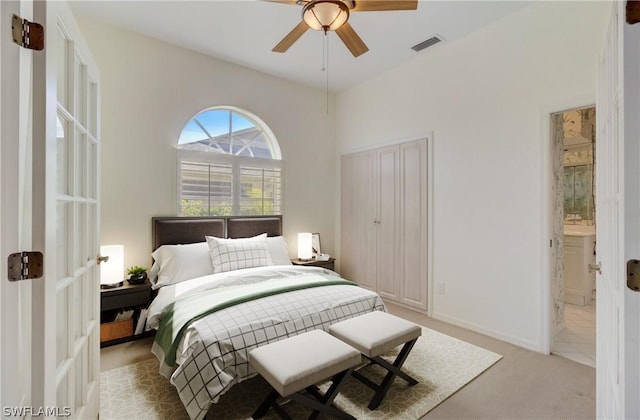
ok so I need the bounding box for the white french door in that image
[596,2,640,418]
[621,9,640,418]
[30,1,101,417]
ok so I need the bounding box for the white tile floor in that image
[552,300,596,368]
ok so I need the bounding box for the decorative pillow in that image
[266,236,292,265]
[206,233,273,274]
[151,242,214,289]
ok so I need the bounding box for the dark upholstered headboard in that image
[152,217,225,250]
[227,217,282,239]
[151,216,283,250]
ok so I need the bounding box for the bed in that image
[146,216,385,420]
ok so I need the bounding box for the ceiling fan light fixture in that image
[302,0,350,32]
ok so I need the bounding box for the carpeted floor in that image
[100,327,502,420]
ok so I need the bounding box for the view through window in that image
[177,107,282,216]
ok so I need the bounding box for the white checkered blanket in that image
[148,266,385,420]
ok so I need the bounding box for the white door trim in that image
[1,0,33,411]
[539,96,595,355]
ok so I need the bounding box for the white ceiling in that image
[70,1,531,92]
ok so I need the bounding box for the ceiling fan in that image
[270,0,418,57]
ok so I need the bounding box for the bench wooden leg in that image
[352,338,420,410]
[253,369,356,420]
[252,389,281,419]
[307,369,353,420]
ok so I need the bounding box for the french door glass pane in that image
[56,288,69,367]
[56,27,69,110]
[87,204,97,266]
[88,80,97,138]
[57,115,71,195]
[73,280,82,341]
[74,128,85,196]
[74,56,86,125]
[75,347,87,409]
[57,370,70,413]
[88,332,97,385]
[88,141,97,199]
[57,202,70,279]
[80,134,88,198]
[82,272,92,327]
[73,203,86,270]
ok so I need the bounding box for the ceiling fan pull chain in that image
[321,31,326,72]
[326,32,330,114]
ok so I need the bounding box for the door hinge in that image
[627,259,640,292]
[11,14,44,51]
[8,252,44,281]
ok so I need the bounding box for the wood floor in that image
[101,302,595,419]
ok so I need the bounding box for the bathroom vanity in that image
[564,225,596,306]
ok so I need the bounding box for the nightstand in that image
[291,257,336,271]
[100,280,155,347]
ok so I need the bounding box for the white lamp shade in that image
[298,232,313,260]
[100,245,124,286]
[302,0,349,31]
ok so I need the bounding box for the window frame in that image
[175,106,283,216]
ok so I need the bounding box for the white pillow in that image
[151,242,214,289]
[206,233,273,274]
[266,236,292,265]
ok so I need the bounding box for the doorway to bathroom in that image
[550,106,596,368]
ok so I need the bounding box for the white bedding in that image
[147,265,326,329]
[148,265,385,420]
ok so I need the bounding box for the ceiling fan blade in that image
[351,0,418,12]
[335,22,369,57]
[272,21,309,53]
[264,0,301,5]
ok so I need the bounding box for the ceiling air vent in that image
[411,35,443,52]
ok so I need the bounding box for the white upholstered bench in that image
[329,311,422,410]
[248,330,361,420]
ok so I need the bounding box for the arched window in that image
[176,107,282,216]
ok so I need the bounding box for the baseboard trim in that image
[431,311,542,353]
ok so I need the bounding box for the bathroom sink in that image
[564,225,596,236]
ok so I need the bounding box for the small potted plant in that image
[126,265,148,284]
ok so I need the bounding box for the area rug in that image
[100,327,502,420]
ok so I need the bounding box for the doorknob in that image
[96,254,109,265]
[588,262,602,274]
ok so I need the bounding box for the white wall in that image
[77,17,337,271]
[335,1,609,351]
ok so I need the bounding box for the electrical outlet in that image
[436,283,445,294]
